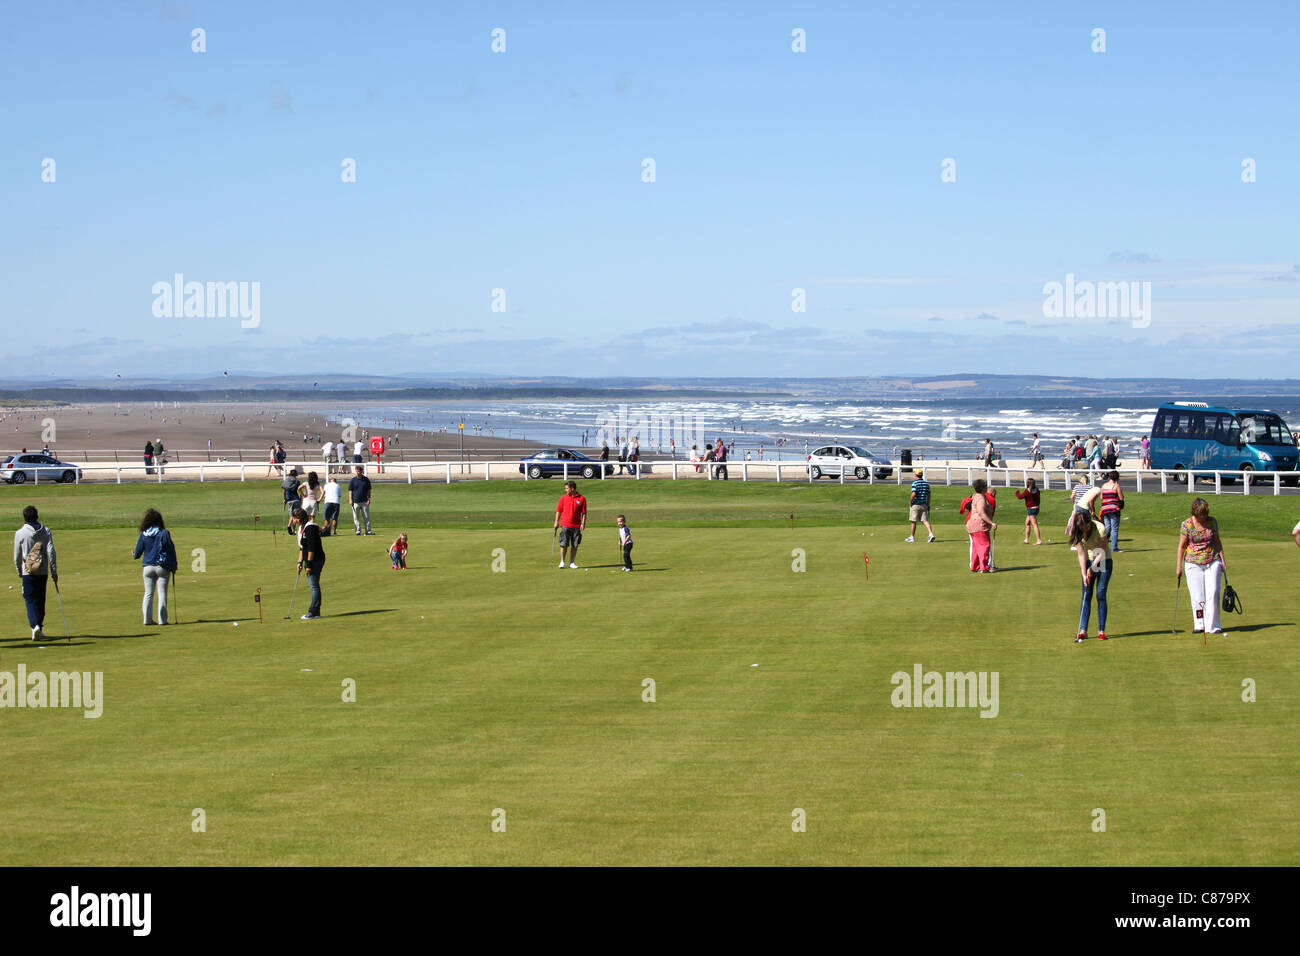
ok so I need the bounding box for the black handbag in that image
[1222,575,1243,615]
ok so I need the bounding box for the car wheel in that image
[61,470,76,483]
[11,471,26,484]
[810,466,822,479]
[854,466,868,480]
[581,465,596,479]
[527,465,543,479]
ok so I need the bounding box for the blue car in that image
[519,448,614,479]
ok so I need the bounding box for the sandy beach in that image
[0,402,543,463]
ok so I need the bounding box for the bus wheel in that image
[1240,464,1255,486]
[1173,466,1188,484]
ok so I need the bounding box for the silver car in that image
[2,453,83,484]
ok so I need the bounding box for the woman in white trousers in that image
[1176,497,1227,635]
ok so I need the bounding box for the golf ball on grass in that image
[233,622,239,627]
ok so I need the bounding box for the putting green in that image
[1,479,1295,865]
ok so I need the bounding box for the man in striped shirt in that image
[906,469,936,543]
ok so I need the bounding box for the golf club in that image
[549,527,557,569]
[53,579,70,641]
[284,567,302,619]
[1172,575,1181,634]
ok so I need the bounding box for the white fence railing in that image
[7,459,1300,495]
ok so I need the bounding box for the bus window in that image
[1152,411,1170,438]
[1221,416,1241,446]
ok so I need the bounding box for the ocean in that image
[327,396,1300,460]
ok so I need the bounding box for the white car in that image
[806,444,893,480]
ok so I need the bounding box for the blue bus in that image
[1149,402,1299,484]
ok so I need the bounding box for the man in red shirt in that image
[553,480,588,569]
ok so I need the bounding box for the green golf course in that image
[1,479,1296,865]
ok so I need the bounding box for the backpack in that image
[23,534,47,575]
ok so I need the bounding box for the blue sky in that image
[4,0,1298,380]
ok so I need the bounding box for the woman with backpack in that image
[1100,470,1125,552]
[132,508,178,625]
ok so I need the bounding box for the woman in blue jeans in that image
[131,508,178,625]
[1100,470,1125,552]
[1068,509,1113,643]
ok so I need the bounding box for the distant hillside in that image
[1,373,1297,403]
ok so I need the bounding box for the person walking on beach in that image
[1100,470,1125,552]
[1030,433,1044,467]
[1016,477,1043,545]
[348,465,373,535]
[982,439,995,467]
[131,508,178,625]
[964,479,997,572]
[629,436,640,477]
[617,514,634,571]
[13,505,57,640]
[906,469,935,543]
[553,480,587,569]
[1177,498,1227,636]
[1140,435,1151,470]
[265,443,279,477]
[1069,507,1112,643]
[291,507,326,619]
